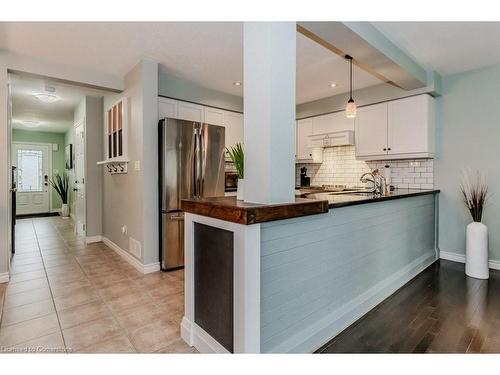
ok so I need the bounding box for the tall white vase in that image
[237,178,244,201]
[466,222,489,279]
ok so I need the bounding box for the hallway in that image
[0,216,195,353]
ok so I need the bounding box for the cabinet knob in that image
[383,148,387,151]
[388,148,391,151]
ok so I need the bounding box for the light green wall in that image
[435,63,500,261]
[12,129,66,210]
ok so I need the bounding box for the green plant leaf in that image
[225,143,244,179]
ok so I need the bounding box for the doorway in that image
[11,142,51,215]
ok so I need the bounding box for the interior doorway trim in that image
[12,141,53,215]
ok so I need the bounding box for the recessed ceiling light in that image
[22,120,41,128]
[329,83,338,88]
[33,93,60,103]
[233,81,242,86]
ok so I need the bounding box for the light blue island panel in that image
[260,194,437,353]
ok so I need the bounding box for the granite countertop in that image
[181,189,440,225]
[303,188,440,208]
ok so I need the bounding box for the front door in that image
[12,143,50,215]
[74,121,86,236]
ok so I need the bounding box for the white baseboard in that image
[86,235,102,244]
[440,250,500,271]
[181,317,229,354]
[101,236,160,275]
[269,252,437,353]
[0,272,10,284]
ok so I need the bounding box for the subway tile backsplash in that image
[296,146,434,190]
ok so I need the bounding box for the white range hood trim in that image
[308,130,355,148]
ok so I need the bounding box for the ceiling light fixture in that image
[345,55,357,119]
[22,120,41,128]
[233,81,242,86]
[329,83,338,88]
[34,93,60,103]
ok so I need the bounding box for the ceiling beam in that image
[297,22,434,91]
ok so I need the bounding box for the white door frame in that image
[12,141,53,214]
[74,119,86,237]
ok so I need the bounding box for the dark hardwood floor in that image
[317,260,500,353]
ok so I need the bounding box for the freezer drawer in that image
[161,212,185,270]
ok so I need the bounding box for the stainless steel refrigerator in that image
[159,118,225,270]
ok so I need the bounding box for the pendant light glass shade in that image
[345,55,356,118]
[345,97,357,118]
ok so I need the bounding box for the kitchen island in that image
[180,189,439,353]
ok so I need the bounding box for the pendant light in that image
[345,55,357,118]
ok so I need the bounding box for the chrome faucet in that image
[360,169,387,195]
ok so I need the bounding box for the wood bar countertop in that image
[181,196,330,225]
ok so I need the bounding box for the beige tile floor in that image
[0,216,197,354]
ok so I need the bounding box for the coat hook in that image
[119,164,125,172]
[107,165,112,173]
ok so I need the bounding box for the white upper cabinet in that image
[388,95,434,156]
[158,97,178,119]
[355,103,389,158]
[223,111,244,153]
[355,94,435,160]
[204,106,225,126]
[311,112,354,135]
[296,118,313,161]
[177,101,204,122]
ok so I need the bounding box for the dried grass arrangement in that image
[460,170,488,222]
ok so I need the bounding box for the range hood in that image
[309,130,354,148]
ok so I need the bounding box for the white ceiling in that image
[0,22,384,105]
[10,74,108,133]
[372,22,500,75]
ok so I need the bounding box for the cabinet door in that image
[312,113,334,135]
[330,111,355,132]
[354,103,388,157]
[296,118,313,160]
[204,106,224,126]
[388,95,431,155]
[177,101,204,122]
[158,98,178,119]
[222,111,244,156]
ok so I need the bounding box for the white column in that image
[243,22,296,204]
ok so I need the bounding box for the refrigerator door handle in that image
[192,126,200,198]
[199,126,206,197]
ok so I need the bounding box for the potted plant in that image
[49,173,70,218]
[461,170,489,279]
[226,143,244,200]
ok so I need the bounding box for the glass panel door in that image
[17,149,44,192]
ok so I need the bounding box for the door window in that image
[17,149,43,192]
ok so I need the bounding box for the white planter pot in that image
[61,203,70,218]
[466,222,489,279]
[237,178,244,201]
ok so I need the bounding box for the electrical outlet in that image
[134,161,141,171]
[129,237,142,259]
[121,225,128,235]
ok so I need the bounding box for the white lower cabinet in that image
[355,94,435,160]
